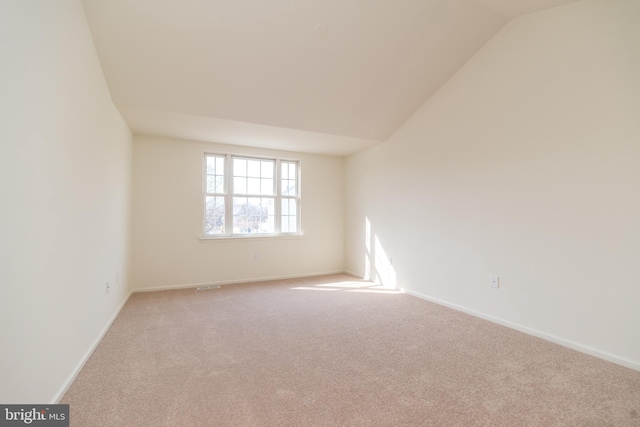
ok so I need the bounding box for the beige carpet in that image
[63,274,640,426]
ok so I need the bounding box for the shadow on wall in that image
[365,217,397,289]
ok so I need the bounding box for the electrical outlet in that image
[490,275,499,289]
[106,281,110,294]
[254,253,260,261]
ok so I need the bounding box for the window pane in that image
[206,175,215,193]
[281,199,297,233]
[261,179,273,195]
[233,197,274,234]
[206,156,216,174]
[205,196,225,235]
[207,155,225,177]
[248,177,260,195]
[234,158,247,176]
[282,179,295,196]
[261,161,273,178]
[248,197,260,209]
[282,216,292,233]
[281,162,297,196]
[248,160,261,177]
[206,156,225,195]
[266,215,274,233]
[206,174,224,194]
[234,177,247,194]
[215,176,224,193]
[233,196,246,213]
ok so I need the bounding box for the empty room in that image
[1,0,639,425]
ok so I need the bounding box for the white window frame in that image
[203,153,301,238]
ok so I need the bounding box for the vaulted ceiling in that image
[82,0,580,155]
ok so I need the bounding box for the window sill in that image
[199,234,304,242]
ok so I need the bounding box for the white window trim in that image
[202,153,301,239]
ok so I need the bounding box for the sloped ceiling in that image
[82,0,580,155]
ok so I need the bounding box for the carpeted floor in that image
[62,274,640,426]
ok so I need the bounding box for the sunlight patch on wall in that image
[374,235,396,289]
[364,217,372,281]
[364,216,397,289]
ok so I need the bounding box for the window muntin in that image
[204,154,299,237]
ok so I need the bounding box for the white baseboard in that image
[51,290,133,403]
[343,270,364,279]
[402,288,640,372]
[132,270,348,293]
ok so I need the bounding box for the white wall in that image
[0,1,132,403]
[132,135,344,290]
[345,0,640,369]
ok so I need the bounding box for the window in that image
[204,154,300,237]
